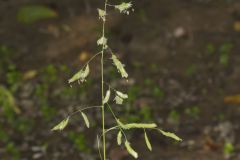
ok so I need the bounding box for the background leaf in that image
[17,5,58,24]
[0,85,20,114]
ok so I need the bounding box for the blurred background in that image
[1,0,240,159]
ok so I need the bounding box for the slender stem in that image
[106,103,128,140]
[68,105,102,117]
[101,0,108,160]
[83,52,102,68]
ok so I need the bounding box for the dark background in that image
[0,0,240,159]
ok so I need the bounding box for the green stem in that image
[106,103,128,140]
[68,105,102,117]
[101,0,108,159]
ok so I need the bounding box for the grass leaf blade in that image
[144,131,152,151]
[103,90,111,104]
[159,129,182,141]
[81,112,90,128]
[51,117,69,131]
[117,131,122,145]
[125,141,138,159]
[112,54,128,78]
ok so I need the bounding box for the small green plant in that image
[185,64,198,76]
[0,45,14,68]
[223,142,234,158]
[0,125,9,142]
[17,5,57,24]
[67,131,90,152]
[168,110,180,124]
[52,1,182,159]
[35,83,55,120]
[144,78,165,99]
[0,85,20,122]
[6,64,22,93]
[43,64,58,83]
[206,42,233,66]
[219,42,233,66]
[6,142,20,160]
[185,106,200,119]
[206,43,216,55]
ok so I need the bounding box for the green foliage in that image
[153,87,165,98]
[41,105,56,120]
[0,125,9,142]
[140,106,152,122]
[35,83,56,121]
[17,5,57,24]
[185,64,197,76]
[35,65,67,121]
[0,45,14,73]
[12,117,34,134]
[206,42,233,66]
[0,45,20,93]
[223,142,234,156]
[144,78,165,98]
[6,142,20,160]
[68,132,89,152]
[185,106,200,119]
[43,64,58,83]
[0,85,20,122]
[6,64,22,92]
[108,67,121,79]
[168,110,180,123]
[206,43,216,55]
[219,43,233,66]
[127,85,141,103]
[215,113,225,121]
